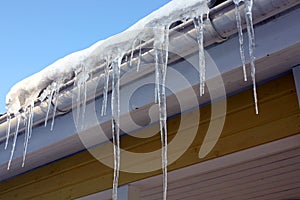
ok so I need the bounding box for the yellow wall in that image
[0,74,299,200]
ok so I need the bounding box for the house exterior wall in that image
[0,74,299,200]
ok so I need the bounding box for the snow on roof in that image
[6,0,209,115]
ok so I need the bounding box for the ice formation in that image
[111,57,122,200]
[233,0,258,114]
[154,25,170,200]
[193,15,207,96]
[4,0,258,199]
[233,0,247,81]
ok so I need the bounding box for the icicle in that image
[75,65,89,129]
[45,84,55,127]
[76,74,81,126]
[154,25,169,200]
[129,40,136,67]
[129,39,142,72]
[5,114,11,150]
[154,50,159,104]
[22,103,34,167]
[244,0,258,114]
[7,113,21,170]
[111,57,122,200]
[137,39,142,72]
[101,58,110,116]
[81,64,88,127]
[28,102,34,139]
[51,83,61,131]
[233,0,247,81]
[193,14,206,96]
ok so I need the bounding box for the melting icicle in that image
[193,14,206,96]
[22,103,34,167]
[233,0,247,81]
[5,114,11,150]
[51,83,61,131]
[111,57,122,200]
[7,113,21,170]
[154,25,169,200]
[244,0,258,114]
[101,59,110,116]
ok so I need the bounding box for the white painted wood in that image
[135,134,300,200]
[76,185,140,200]
[128,185,140,200]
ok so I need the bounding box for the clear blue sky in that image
[0,0,171,114]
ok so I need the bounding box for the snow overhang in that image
[0,0,299,181]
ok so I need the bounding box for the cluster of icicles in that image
[4,0,256,199]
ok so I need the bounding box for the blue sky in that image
[0,0,171,114]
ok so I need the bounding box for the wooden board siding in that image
[0,74,299,200]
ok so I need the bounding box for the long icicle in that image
[162,25,169,200]
[234,0,247,81]
[7,113,21,170]
[154,25,169,200]
[244,0,258,114]
[5,114,11,150]
[193,14,206,96]
[51,83,61,131]
[111,57,121,200]
[101,58,110,116]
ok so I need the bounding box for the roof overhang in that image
[0,0,299,181]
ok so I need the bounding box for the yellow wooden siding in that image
[0,74,299,200]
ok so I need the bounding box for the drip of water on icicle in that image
[111,57,122,200]
[7,113,21,170]
[75,64,89,130]
[233,0,258,114]
[193,14,206,96]
[154,25,169,200]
